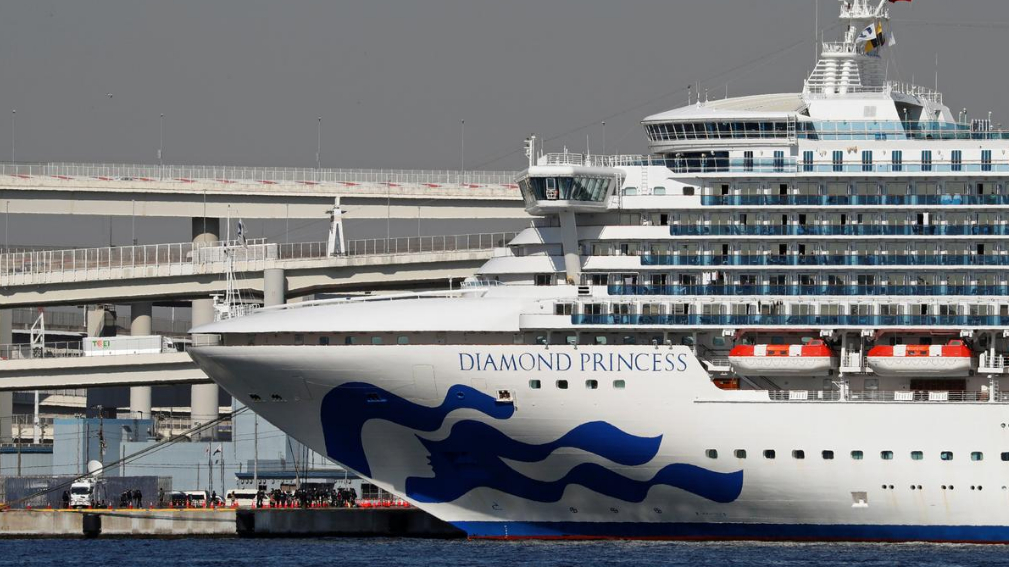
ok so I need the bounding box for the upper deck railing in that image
[0,162,519,187]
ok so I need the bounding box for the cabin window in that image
[1001,452,1009,461]
[881,451,893,460]
[792,450,805,460]
[971,452,984,462]
[734,450,747,459]
[821,450,834,460]
[851,450,864,460]
[911,451,923,461]
[318,336,330,346]
[397,336,409,345]
[294,334,304,345]
[941,451,953,461]
[535,274,553,286]
[371,336,383,345]
[556,380,569,390]
[529,380,541,389]
[555,303,574,316]
[612,380,626,389]
[763,450,776,459]
[951,150,963,172]
[585,379,599,390]
[706,450,718,459]
[345,336,359,345]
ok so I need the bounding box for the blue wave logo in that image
[319,382,742,504]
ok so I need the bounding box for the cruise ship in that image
[188,0,1009,541]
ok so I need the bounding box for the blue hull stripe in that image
[454,521,1009,542]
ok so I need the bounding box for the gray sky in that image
[2,0,1009,246]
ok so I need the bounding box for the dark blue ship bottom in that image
[456,521,1009,543]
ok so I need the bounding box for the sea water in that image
[5,538,1005,566]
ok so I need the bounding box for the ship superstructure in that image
[189,0,1009,541]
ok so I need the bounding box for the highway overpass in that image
[0,232,512,307]
[0,162,529,220]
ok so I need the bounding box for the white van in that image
[183,490,209,508]
[225,489,259,508]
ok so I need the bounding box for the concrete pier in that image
[0,508,464,538]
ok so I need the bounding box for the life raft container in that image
[728,339,836,377]
[865,340,973,377]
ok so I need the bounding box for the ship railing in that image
[0,162,519,187]
[978,353,1007,372]
[768,389,996,402]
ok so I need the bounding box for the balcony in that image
[607,284,1009,297]
[571,314,1009,327]
[700,194,1009,206]
[639,254,1009,267]
[667,224,1009,236]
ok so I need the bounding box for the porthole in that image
[971,451,984,462]
[528,379,541,390]
[763,450,776,459]
[734,449,747,459]
[881,451,893,460]
[556,380,569,390]
[1001,452,1009,461]
[911,451,923,461]
[612,380,626,389]
[851,450,864,460]
[822,450,834,460]
[705,449,718,459]
[941,451,953,461]
[792,450,805,460]
[585,379,599,390]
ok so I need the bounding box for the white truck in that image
[82,336,164,357]
[69,478,106,509]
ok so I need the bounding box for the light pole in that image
[316,117,322,175]
[601,121,606,156]
[11,109,15,163]
[159,113,164,174]
[460,119,465,188]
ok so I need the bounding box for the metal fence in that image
[0,162,519,186]
[0,232,513,284]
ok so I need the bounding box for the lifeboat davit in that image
[728,340,837,377]
[865,340,974,377]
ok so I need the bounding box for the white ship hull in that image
[190,343,1009,541]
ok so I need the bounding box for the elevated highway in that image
[0,162,528,220]
[0,232,512,307]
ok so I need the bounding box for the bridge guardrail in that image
[0,161,519,187]
[0,232,514,285]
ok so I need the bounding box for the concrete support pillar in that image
[559,210,581,285]
[129,302,153,419]
[0,311,12,443]
[263,268,287,308]
[191,217,221,436]
[86,305,111,337]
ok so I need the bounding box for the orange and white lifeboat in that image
[728,340,837,377]
[865,340,973,377]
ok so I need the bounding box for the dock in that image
[0,508,464,538]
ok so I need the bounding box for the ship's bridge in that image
[516,155,623,216]
[642,93,807,156]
